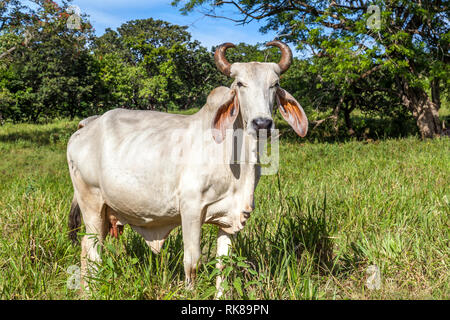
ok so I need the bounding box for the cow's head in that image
[212,41,308,143]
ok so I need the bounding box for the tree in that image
[93,18,222,111]
[173,0,449,138]
[214,41,281,63]
[0,0,97,121]
[0,0,32,59]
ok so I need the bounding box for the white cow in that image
[67,41,308,295]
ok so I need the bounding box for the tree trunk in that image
[431,78,441,110]
[343,108,355,136]
[399,79,442,139]
[343,100,356,136]
[332,96,344,134]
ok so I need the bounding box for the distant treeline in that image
[0,0,448,138]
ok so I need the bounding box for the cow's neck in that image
[195,106,262,185]
[195,106,262,213]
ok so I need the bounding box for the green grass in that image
[0,119,448,299]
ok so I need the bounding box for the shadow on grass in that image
[122,226,186,279]
[275,112,430,144]
[233,192,367,283]
[0,125,76,146]
[231,194,336,276]
[281,196,335,271]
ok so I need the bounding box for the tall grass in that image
[0,119,448,299]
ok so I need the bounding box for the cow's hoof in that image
[214,289,224,300]
[185,279,194,291]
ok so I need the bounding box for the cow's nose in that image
[252,118,273,131]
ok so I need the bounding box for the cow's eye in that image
[237,82,244,88]
[271,82,280,88]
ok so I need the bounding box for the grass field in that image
[0,119,448,299]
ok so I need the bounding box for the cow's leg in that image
[181,214,202,290]
[215,229,232,299]
[77,191,107,291]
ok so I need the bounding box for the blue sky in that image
[54,0,283,51]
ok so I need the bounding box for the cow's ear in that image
[276,87,308,137]
[211,90,239,143]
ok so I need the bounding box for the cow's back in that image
[68,108,192,226]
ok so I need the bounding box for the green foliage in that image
[0,5,225,120]
[0,0,97,122]
[174,0,449,137]
[1,0,448,139]
[206,253,263,299]
[93,18,222,111]
[215,42,281,64]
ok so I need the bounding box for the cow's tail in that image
[68,195,82,244]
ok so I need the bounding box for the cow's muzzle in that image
[251,117,273,139]
[252,117,273,131]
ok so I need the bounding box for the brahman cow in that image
[67,41,308,295]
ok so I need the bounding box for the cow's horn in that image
[266,40,292,74]
[214,42,235,77]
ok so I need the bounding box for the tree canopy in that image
[93,18,222,111]
[173,0,449,137]
[0,0,448,139]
